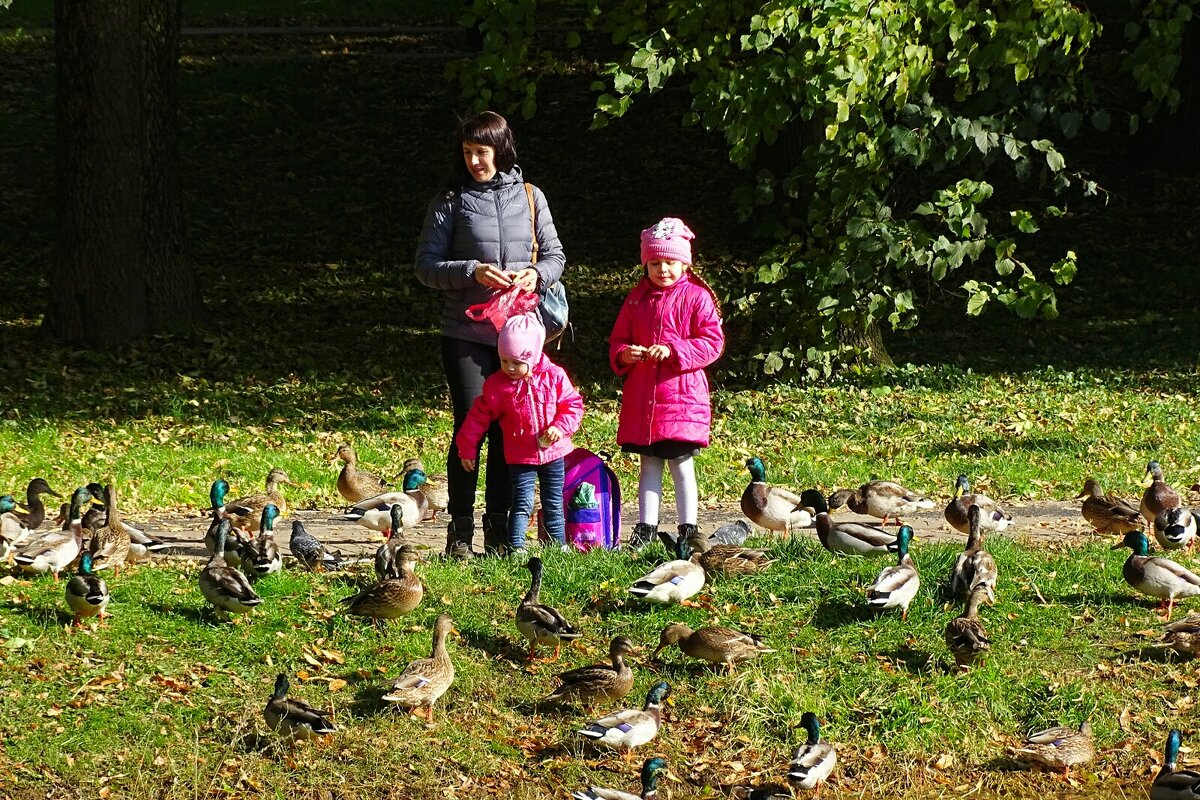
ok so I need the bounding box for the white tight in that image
[638,454,697,526]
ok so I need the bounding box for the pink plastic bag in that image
[465,285,540,332]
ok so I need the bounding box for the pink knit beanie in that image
[497,312,545,365]
[640,217,695,265]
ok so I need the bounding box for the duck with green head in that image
[239,504,282,579]
[572,757,667,800]
[1113,530,1200,621]
[866,525,920,619]
[64,552,110,627]
[578,682,671,753]
[787,711,837,794]
[0,494,29,558]
[15,486,93,579]
[741,457,814,534]
[1152,729,1200,799]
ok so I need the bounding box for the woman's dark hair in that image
[453,111,517,181]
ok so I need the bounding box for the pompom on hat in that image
[497,312,545,365]
[640,217,695,266]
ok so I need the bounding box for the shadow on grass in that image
[145,601,215,625]
[877,646,935,676]
[809,599,878,629]
[458,627,529,663]
[1119,645,1195,664]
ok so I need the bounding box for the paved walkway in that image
[138,498,1102,563]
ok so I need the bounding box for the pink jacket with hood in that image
[608,272,724,447]
[455,353,585,466]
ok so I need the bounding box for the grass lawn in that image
[1,536,1194,799]
[0,7,1198,798]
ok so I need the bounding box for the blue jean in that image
[509,459,565,549]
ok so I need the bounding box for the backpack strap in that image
[524,183,539,266]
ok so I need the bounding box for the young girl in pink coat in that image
[456,313,584,553]
[608,217,725,550]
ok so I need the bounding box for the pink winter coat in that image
[608,272,725,448]
[455,353,585,466]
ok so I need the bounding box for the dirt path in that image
[136,498,1101,562]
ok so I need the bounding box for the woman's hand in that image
[474,263,514,290]
[460,458,477,472]
[645,344,671,361]
[511,268,539,293]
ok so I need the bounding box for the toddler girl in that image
[609,217,725,550]
[456,313,584,553]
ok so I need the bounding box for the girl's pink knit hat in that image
[640,217,695,265]
[498,312,545,365]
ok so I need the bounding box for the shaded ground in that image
[135,497,1106,564]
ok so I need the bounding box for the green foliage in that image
[453,1,1194,377]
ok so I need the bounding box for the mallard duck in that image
[198,519,263,619]
[787,711,837,794]
[740,457,815,534]
[338,494,423,535]
[374,528,405,580]
[381,613,457,721]
[204,479,251,558]
[578,682,670,753]
[263,673,337,742]
[516,556,582,660]
[944,584,991,671]
[814,511,898,557]
[340,544,423,623]
[335,444,390,503]
[64,552,110,627]
[403,458,449,521]
[1075,478,1143,536]
[867,525,920,619]
[0,494,33,559]
[1155,508,1198,552]
[542,636,637,708]
[829,480,935,526]
[950,505,998,603]
[572,757,667,800]
[1160,612,1200,657]
[239,504,283,579]
[8,477,60,530]
[1016,719,1095,779]
[729,785,792,800]
[15,487,92,579]
[289,520,344,572]
[944,474,1011,534]
[650,622,773,673]
[1113,530,1200,620]
[629,536,706,605]
[684,527,774,576]
[88,483,132,575]
[228,468,294,531]
[1153,729,1200,799]
[1143,461,1183,527]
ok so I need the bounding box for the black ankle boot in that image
[679,523,704,553]
[628,522,657,550]
[445,516,475,560]
[482,512,509,556]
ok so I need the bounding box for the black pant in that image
[442,336,510,520]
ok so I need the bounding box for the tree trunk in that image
[44,0,194,345]
[836,320,895,369]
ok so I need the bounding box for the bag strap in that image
[524,183,539,266]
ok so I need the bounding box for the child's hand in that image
[620,345,646,364]
[460,458,477,472]
[539,426,563,446]
[645,344,671,361]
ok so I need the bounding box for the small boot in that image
[679,523,706,554]
[482,512,509,556]
[627,522,657,551]
[445,516,475,560]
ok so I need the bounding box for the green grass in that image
[0,537,1192,798]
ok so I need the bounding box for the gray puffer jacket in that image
[415,166,566,345]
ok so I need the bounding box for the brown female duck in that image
[542,635,637,708]
[1142,461,1182,527]
[1075,478,1143,536]
[335,444,389,504]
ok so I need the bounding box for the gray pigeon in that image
[289,520,343,572]
[709,519,752,546]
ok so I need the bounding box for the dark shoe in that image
[656,527,680,553]
[445,517,475,560]
[482,512,509,556]
[679,523,705,553]
[627,522,657,551]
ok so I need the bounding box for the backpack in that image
[538,448,621,551]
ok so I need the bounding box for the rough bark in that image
[836,320,895,369]
[44,0,194,345]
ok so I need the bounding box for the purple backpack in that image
[539,448,622,551]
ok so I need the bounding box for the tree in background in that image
[454,0,1196,375]
[44,0,195,345]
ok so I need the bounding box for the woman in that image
[415,111,566,558]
